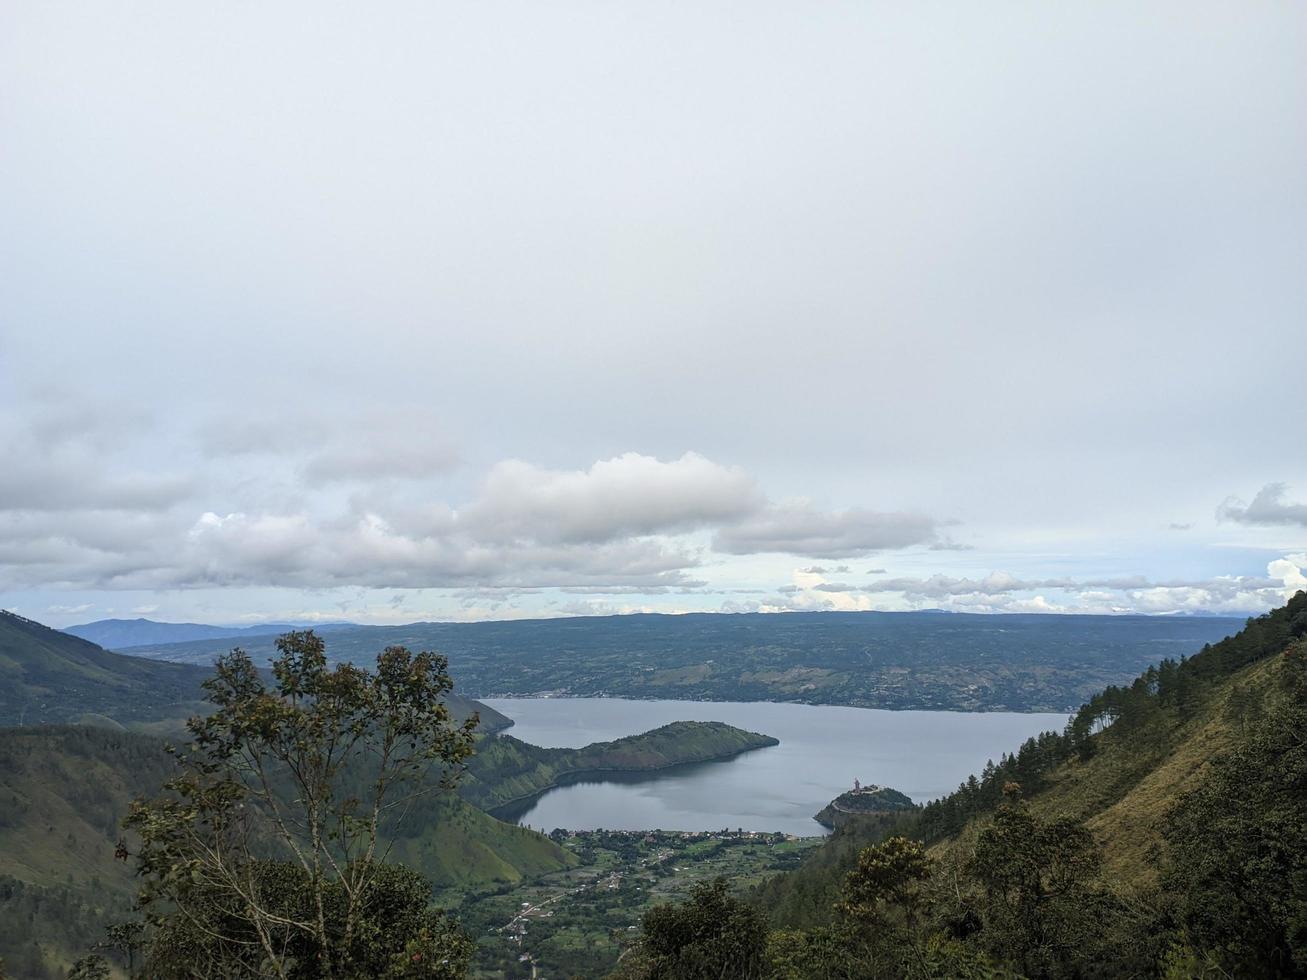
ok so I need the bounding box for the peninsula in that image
[459,720,780,812]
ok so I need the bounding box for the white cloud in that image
[465,452,759,545]
[0,447,944,592]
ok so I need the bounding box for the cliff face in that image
[814,785,916,830]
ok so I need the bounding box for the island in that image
[458,720,780,813]
[814,781,917,830]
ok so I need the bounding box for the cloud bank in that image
[0,421,939,592]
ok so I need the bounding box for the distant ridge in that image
[64,617,360,650]
[111,610,1244,713]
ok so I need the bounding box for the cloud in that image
[302,437,460,484]
[170,509,700,591]
[464,452,759,545]
[0,462,192,513]
[1218,483,1307,528]
[928,540,975,552]
[0,437,943,593]
[200,411,461,484]
[197,417,322,457]
[713,502,937,558]
[778,559,1307,616]
[0,412,193,513]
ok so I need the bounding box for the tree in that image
[1162,645,1307,976]
[631,878,769,979]
[966,784,1144,978]
[67,957,112,980]
[125,631,478,979]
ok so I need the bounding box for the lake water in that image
[482,698,1068,837]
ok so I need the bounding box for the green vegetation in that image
[655,590,1307,977]
[0,610,508,734]
[115,610,1242,712]
[0,631,570,977]
[122,630,498,978]
[0,623,785,977]
[624,878,770,980]
[455,830,823,979]
[8,596,1304,977]
[0,723,574,977]
[460,722,779,812]
[0,610,212,728]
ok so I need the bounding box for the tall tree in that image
[967,784,1144,978]
[627,878,770,980]
[126,631,477,979]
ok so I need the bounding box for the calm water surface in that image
[482,698,1067,836]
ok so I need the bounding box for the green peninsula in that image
[460,720,780,812]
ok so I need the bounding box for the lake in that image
[482,698,1068,837]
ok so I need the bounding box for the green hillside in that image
[0,610,509,736]
[0,610,213,728]
[747,592,1307,977]
[460,721,780,812]
[0,723,573,977]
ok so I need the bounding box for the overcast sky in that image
[2,1,1305,627]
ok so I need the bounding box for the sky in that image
[2,1,1305,628]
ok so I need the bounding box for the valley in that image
[457,830,824,979]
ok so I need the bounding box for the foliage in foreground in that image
[123,631,478,979]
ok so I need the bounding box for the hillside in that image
[0,610,509,735]
[751,592,1307,977]
[0,724,572,977]
[460,721,780,812]
[0,610,213,728]
[107,610,1242,712]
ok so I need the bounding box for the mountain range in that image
[63,617,361,650]
[70,611,1244,713]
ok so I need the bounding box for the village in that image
[457,828,823,979]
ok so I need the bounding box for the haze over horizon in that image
[3,1,1305,628]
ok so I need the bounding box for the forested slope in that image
[0,611,509,734]
[748,592,1307,977]
[0,725,571,977]
[0,611,212,728]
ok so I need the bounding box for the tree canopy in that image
[125,631,477,979]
